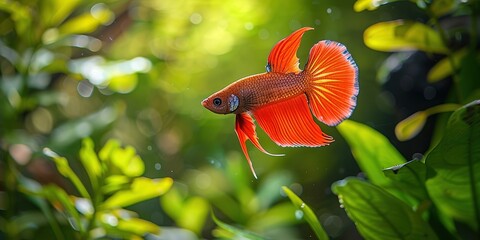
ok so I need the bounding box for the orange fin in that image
[252,94,333,147]
[304,40,359,126]
[266,27,313,74]
[235,112,283,178]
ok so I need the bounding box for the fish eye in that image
[213,98,222,106]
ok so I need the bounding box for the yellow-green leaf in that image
[101,177,173,209]
[364,20,449,54]
[111,145,144,177]
[354,0,405,12]
[117,217,160,236]
[58,4,113,35]
[79,138,101,188]
[395,111,428,141]
[99,139,121,162]
[428,48,467,82]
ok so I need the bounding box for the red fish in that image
[202,27,358,178]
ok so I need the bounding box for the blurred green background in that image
[1,0,463,239]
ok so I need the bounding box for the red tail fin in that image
[304,40,359,126]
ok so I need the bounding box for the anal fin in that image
[252,94,333,147]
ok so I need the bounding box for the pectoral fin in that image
[235,112,283,178]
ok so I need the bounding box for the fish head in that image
[202,91,240,114]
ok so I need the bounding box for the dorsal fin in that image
[266,27,313,74]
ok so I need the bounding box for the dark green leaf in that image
[332,178,438,239]
[426,100,480,230]
[282,186,329,240]
[384,160,429,202]
[364,20,448,53]
[458,52,480,101]
[337,120,406,186]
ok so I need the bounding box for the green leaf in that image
[99,139,121,162]
[39,0,80,27]
[58,4,114,35]
[426,100,480,230]
[212,212,266,240]
[110,145,145,177]
[337,120,406,186]
[353,0,406,12]
[282,186,329,240]
[395,111,428,141]
[384,160,429,202]
[332,178,438,239]
[102,175,130,194]
[116,217,160,236]
[0,1,31,39]
[101,177,173,209]
[364,20,449,54]
[428,49,467,82]
[160,186,210,234]
[79,138,101,189]
[43,148,90,199]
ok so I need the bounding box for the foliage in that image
[1,0,479,239]
[9,138,173,239]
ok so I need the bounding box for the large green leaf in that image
[426,100,480,230]
[337,120,406,186]
[384,160,429,202]
[364,20,449,54]
[101,177,173,209]
[282,186,328,240]
[332,178,438,239]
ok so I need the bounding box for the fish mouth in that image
[201,98,208,107]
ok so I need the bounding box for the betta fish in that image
[202,27,358,178]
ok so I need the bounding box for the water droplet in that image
[147,145,152,151]
[295,210,304,219]
[300,203,306,209]
[326,8,332,14]
[155,163,161,170]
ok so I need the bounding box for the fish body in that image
[202,27,359,178]
[209,72,307,114]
